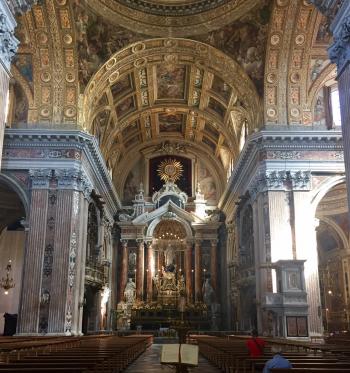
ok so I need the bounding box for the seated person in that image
[246,329,266,357]
[263,345,292,373]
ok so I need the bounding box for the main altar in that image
[116,159,222,331]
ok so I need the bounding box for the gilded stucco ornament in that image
[264,0,333,126]
[84,38,261,186]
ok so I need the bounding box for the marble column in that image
[136,240,144,300]
[119,240,128,302]
[185,241,193,302]
[210,240,218,299]
[194,240,202,302]
[329,2,350,219]
[146,242,154,301]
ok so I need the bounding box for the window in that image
[331,86,342,127]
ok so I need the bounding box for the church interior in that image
[1,0,350,371]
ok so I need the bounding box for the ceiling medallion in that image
[157,158,184,183]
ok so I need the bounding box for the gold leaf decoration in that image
[157,158,183,183]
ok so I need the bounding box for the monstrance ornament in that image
[157,158,183,183]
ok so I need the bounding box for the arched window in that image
[330,84,342,128]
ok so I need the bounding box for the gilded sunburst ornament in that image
[157,159,183,183]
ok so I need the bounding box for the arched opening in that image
[315,182,350,333]
[153,219,187,272]
[0,179,27,335]
[82,202,102,335]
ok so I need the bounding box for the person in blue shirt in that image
[263,345,292,373]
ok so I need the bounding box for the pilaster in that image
[17,177,49,334]
[328,1,350,220]
[194,240,202,302]
[293,192,323,336]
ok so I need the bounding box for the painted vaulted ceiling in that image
[7,0,336,201]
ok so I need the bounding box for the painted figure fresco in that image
[198,160,217,201]
[158,113,184,133]
[313,89,326,127]
[194,0,271,95]
[156,65,186,100]
[123,164,142,203]
[73,0,144,88]
[316,16,332,44]
[13,54,33,84]
[116,96,135,118]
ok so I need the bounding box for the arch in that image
[0,173,29,218]
[146,215,193,240]
[317,216,349,253]
[310,175,346,217]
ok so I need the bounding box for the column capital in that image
[329,14,350,74]
[210,239,218,246]
[248,169,311,199]
[55,169,93,198]
[289,171,311,190]
[29,168,53,189]
[327,2,350,75]
[0,5,19,71]
[136,239,144,245]
[120,239,128,247]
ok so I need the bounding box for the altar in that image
[116,177,221,331]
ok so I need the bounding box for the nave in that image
[1,332,350,372]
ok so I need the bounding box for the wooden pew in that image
[0,334,152,372]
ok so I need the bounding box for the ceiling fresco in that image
[72,0,271,94]
[6,0,338,201]
[86,0,261,37]
[83,38,261,185]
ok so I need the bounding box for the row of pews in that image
[0,334,153,372]
[190,334,350,373]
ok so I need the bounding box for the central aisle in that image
[125,344,221,372]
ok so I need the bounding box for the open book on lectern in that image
[161,344,199,366]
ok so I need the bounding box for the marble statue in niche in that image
[124,278,136,304]
[164,243,176,266]
[202,278,215,305]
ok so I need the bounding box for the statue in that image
[202,278,214,305]
[124,278,136,304]
[164,243,176,266]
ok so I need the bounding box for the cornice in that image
[219,129,344,213]
[5,0,40,16]
[3,129,121,214]
[116,0,227,16]
[328,1,350,75]
[0,0,19,72]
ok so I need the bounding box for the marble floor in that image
[125,344,221,372]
